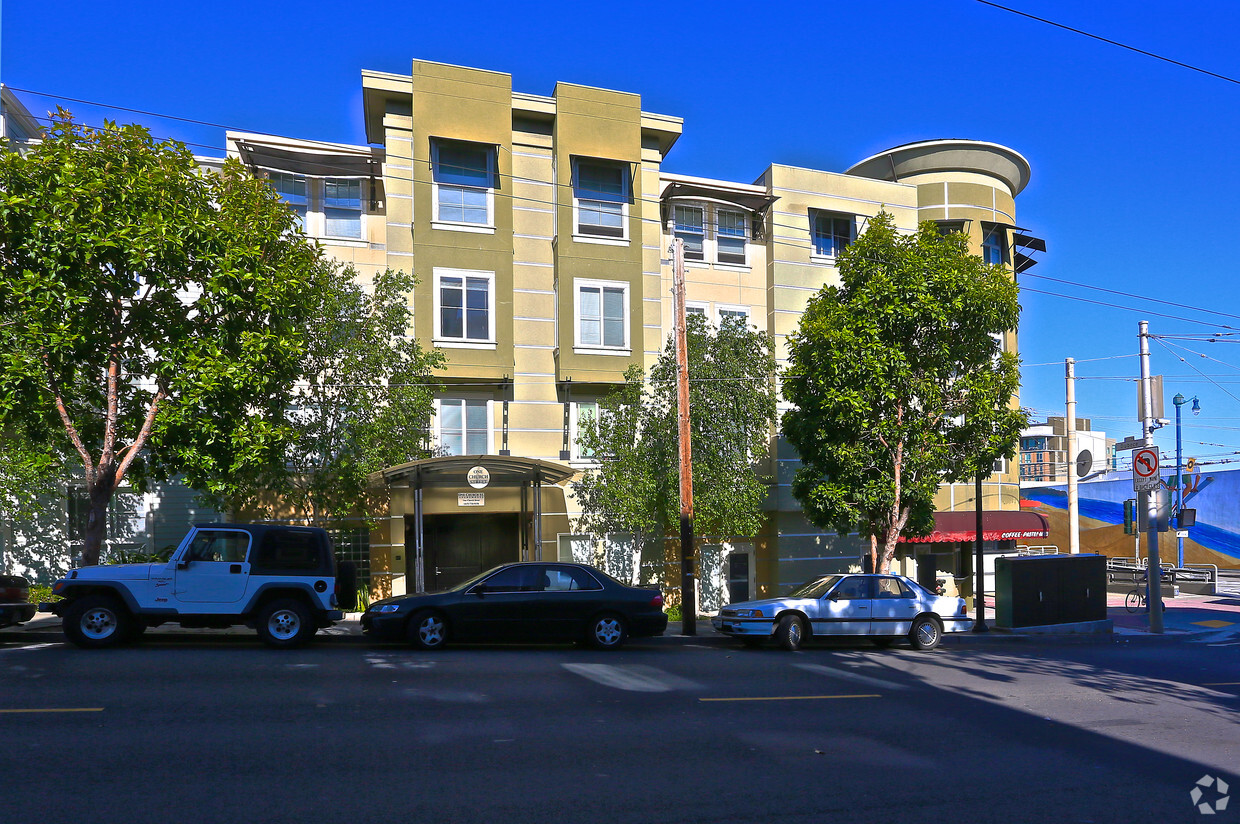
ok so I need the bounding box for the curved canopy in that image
[900,511,1050,543]
[377,455,577,488]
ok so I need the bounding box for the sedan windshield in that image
[786,575,844,599]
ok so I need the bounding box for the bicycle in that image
[1125,576,1148,613]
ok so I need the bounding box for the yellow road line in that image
[0,708,104,714]
[699,694,881,702]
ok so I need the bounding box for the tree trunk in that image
[80,466,116,567]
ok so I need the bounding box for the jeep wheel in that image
[63,594,132,649]
[257,599,315,649]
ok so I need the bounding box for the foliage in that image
[206,268,444,523]
[28,584,58,604]
[574,314,778,543]
[0,111,350,565]
[664,602,682,622]
[781,212,1027,572]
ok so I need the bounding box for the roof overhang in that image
[376,455,577,488]
[847,139,1032,197]
[900,511,1050,543]
[660,177,778,215]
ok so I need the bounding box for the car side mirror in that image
[176,559,189,570]
[828,592,840,601]
[473,585,487,597]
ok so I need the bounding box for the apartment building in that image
[1020,418,1115,483]
[229,59,1048,605]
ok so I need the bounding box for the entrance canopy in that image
[900,511,1050,543]
[379,455,576,488]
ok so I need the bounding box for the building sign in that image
[458,492,485,507]
[467,465,490,489]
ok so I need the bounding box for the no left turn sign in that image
[1133,447,1160,491]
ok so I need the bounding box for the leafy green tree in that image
[574,314,778,546]
[214,267,444,523]
[0,112,359,566]
[782,211,1026,573]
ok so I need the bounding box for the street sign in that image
[1115,436,1149,452]
[1133,447,1160,491]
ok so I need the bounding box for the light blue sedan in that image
[711,573,973,651]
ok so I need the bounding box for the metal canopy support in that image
[533,471,543,561]
[520,481,529,561]
[414,475,425,594]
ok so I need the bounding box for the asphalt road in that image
[1,633,1236,824]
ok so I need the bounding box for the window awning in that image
[235,141,380,178]
[900,510,1050,543]
[376,455,577,488]
[660,180,778,215]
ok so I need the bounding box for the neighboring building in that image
[1020,417,1114,484]
[0,85,40,149]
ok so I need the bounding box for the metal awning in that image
[900,511,1050,543]
[235,141,379,178]
[377,455,576,488]
[660,180,778,215]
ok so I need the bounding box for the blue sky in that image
[5,0,1240,472]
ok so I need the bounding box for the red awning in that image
[900,510,1050,543]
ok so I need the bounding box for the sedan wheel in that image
[775,614,805,651]
[409,611,448,650]
[588,613,627,650]
[909,616,942,651]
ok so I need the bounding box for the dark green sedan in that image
[362,562,667,650]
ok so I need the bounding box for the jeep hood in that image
[68,563,158,581]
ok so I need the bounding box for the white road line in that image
[0,643,58,654]
[794,662,911,691]
[562,663,699,693]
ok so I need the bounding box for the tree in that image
[781,211,1027,574]
[0,112,353,566]
[574,314,778,548]
[214,267,444,523]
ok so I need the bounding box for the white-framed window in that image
[269,172,308,229]
[685,301,710,319]
[982,223,1008,266]
[557,533,597,564]
[716,209,748,265]
[323,178,363,239]
[437,398,491,456]
[432,138,496,229]
[673,205,705,261]
[433,268,495,347]
[573,158,629,241]
[572,400,601,461]
[717,304,751,327]
[575,279,629,352]
[811,211,853,259]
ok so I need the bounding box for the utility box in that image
[995,554,1107,629]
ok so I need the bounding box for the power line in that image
[974,1,1240,86]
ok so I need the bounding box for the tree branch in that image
[43,351,95,484]
[112,388,166,489]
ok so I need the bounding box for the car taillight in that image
[650,593,664,608]
[0,587,21,600]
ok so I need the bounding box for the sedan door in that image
[534,565,608,640]
[869,576,920,637]
[453,566,542,641]
[810,575,873,636]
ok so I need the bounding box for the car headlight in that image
[371,603,402,614]
[733,608,764,618]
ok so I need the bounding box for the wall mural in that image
[1021,463,1240,569]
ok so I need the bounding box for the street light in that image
[1172,393,1199,568]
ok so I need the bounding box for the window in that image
[439,398,489,456]
[434,269,494,345]
[573,401,600,459]
[574,159,629,240]
[186,530,251,564]
[543,565,603,592]
[686,303,709,318]
[673,205,705,261]
[811,211,853,258]
[717,305,750,327]
[935,220,966,236]
[432,139,496,227]
[475,565,541,593]
[830,576,873,599]
[330,525,371,586]
[576,280,628,350]
[982,223,1008,266]
[323,178,362,239]
[716,209,747,264]
[269,172,308,229]
[875,577,914,599]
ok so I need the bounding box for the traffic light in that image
[1124,499,1136,535]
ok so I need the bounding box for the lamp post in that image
[1172,393,1200,569]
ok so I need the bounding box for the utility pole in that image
[1138,321,1164,634]
[1066,358,1080,553]
[670,226,696,635]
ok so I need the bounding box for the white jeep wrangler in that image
[43,523,357,649]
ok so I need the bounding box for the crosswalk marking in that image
[561,663,699,693]
[794,662,910,691]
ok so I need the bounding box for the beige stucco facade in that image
[230,61,1041,606]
